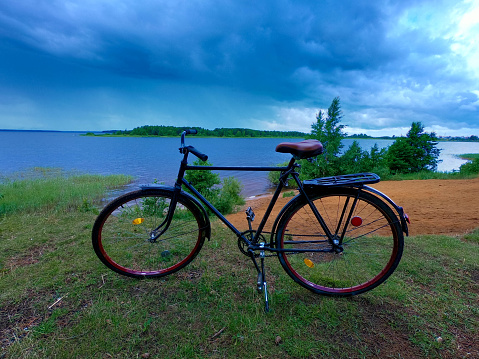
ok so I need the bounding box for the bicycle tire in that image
[92,188,208,278]
[276,187,403,296]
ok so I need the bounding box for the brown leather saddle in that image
[275,139,323,159]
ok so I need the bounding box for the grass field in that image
[459,153,479,160]
[1,170,478,358]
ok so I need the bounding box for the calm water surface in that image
[1,131,478,196]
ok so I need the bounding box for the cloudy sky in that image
[1,0,478,136]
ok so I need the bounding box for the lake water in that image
[1,131,478,197]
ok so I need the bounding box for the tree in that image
[339,142,389,176]
[310,97,346,158]
[302,97,347,178]
[270,97,393,184]
[339,140,366,174]
[387,122,441,173]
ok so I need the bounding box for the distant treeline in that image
[108,125,307,138]
[87,125,479,142]
[347,134,399,140]
[347,133,479,142]
[437,135,479,142]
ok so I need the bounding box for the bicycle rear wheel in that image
[92,189,207,278]
[276,188,403,296]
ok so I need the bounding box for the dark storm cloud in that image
[0,0,477,134]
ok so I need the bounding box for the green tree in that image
[387,122,441,173]
[339,140,366,174]
[302,97,347,178]
[339,142,388,175]
[363,144,389,176]
[269,97,391,185]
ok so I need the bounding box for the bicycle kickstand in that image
[245,208,269,312]
[260,244,270,313]
[250,243,269,313]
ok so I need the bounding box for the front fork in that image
[148,187,181,242]
[150,151,190,242]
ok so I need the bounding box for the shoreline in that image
[2,129,479,142]
[83,133,479,142]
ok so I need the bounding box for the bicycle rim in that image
[92,190,206,278]
[277,188,403,295]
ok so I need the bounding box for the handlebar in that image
[180,129,208,161]
[185,145,208,161]
[180,129,194,147]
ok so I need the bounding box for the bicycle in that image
[92,129,409,311]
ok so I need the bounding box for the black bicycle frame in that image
[181,155,294,245]
[169,146,341,252]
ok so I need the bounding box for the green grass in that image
[459,153,479,161]
[0,168,132,215]
[1,173,478,358]
[381,170,478,181]
[282,191,295,198]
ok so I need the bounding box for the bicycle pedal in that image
[245,207,255,221]
[257,272,263,293]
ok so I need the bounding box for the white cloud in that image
[253,106,320,133]
[451,0,479,77]
[1,0,478,134]
[346,126,411,137]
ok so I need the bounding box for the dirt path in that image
[226,177,479,236]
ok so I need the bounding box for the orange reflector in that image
[132,218,144,225]
[351,216,362,227]
[304,258,314,268]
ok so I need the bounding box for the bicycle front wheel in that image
[92,189,207,278]
[276,188,403,296]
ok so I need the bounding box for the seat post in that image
[287,157,296,168]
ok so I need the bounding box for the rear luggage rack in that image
[303,173,380,188]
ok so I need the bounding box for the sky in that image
[1,0,478,136]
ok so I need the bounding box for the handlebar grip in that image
[185,129,198,135]
[186,145,208,161]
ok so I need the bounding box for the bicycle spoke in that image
[93,189,206,277]
[277,188,403,295]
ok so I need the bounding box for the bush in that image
[184,159,244,215]
[184,159,220,199]
[459,158,479,175]
[215,177,245,214]
[268,161,297,187]
[282,191,295,198]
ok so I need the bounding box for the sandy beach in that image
[226,177,479,236]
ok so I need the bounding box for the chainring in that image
[238,230,266,257]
